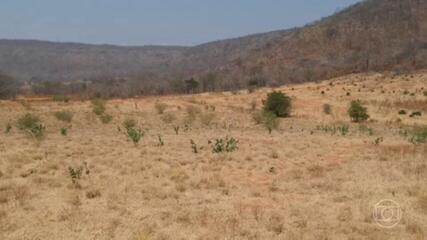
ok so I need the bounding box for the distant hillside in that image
[0,0,426,97]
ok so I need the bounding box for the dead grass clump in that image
[161,112,176,124]
[155,102,167,114]
[54,111,73,123]
[200,112,216,126]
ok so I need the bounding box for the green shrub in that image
[68,166,83,184]
[348,100,369,122]
[253,110,280,134]
[210,136,239,153]
[316,124,350,136]
[155,102,167,114]
[60,127,68,136]
[263,111,280,134]
[409,126,427,144]
[423,91,427,97]
[16,113,45,140]
[264,91,292,118]
[123,119,137,130]
[99,114,113,124]
[54,111,73,123]
[91,98,106,116]
[127,127,144,145]
[409,111,422,118]
[398,110,407,115]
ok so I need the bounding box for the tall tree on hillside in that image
[185,78,199,94]
[0,72,20,99]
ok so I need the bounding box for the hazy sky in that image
[0,0,361,46]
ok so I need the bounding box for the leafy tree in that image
[185,78,199,94]
[0,72,20,99]
[348,100,369,122]
[264,91,292,118]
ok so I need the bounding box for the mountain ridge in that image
[0,0,426,97]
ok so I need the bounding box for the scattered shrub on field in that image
[60,127,68,136]
[358,125,374,136]
[54,111,73,123]
[263,111,280,134]
[68,166,83,184]
[316,124,350,136]
[155,102,167,114]
[253,110,280,134]
[348,100,369,122]
[409,111,422,118]
[264,91,292,118]
[409,126,427,144]
[99,114,113,124]
[374,137,383,145]
[123,118,137,131]
[126,126,144,145]
[210,136,239,153]
[91,98,106,116]
[424,91,427,97]
[323,104,332,115]
[398,110,407,115]
[16,113,45,140]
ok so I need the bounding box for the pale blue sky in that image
[0,0,361,46]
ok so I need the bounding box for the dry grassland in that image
[0,72,426,240]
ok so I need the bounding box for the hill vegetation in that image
[0,0,426,98]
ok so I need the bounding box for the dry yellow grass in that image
[0,72,426,239]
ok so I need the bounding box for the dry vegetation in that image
[0,72,426,240]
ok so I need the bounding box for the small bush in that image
[68,166,83,184]
[16,113,45,140]
[253,110,280,133]
[264,91,292,118]
[409,111,422,118]
[91,98,106,116]
[127,127,144,145]
[409,126,427,144]
[323,104,332,115]
[99,114,113,124]
[155,102,167,114]
[423,91,427,97]
[123,119,137,130]
[210,136,239,153]
[54,111,73,123]
[348,100,369,122]
[60,127,68,136]
[398,110,407,115]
